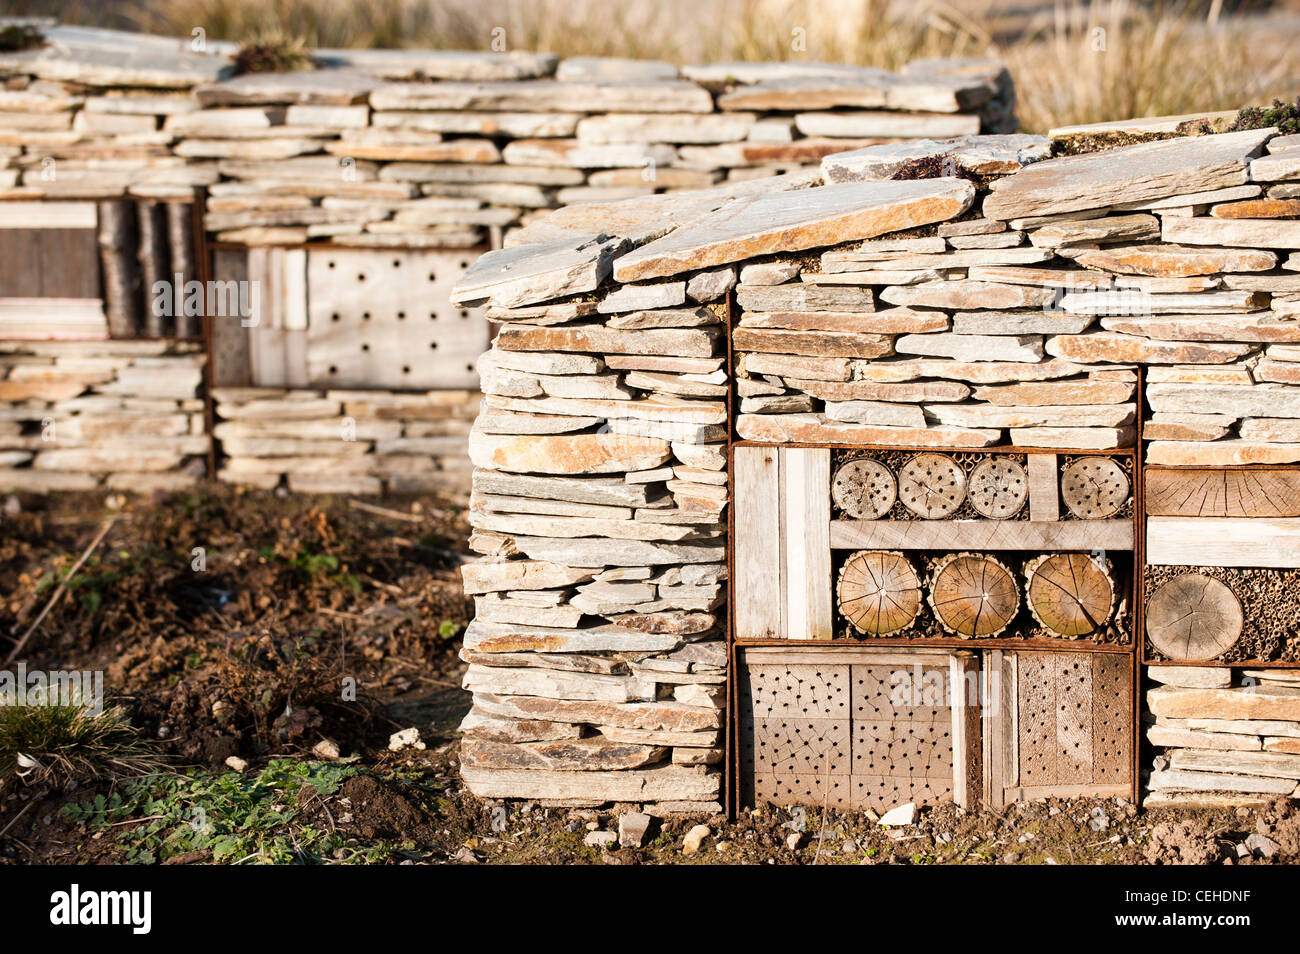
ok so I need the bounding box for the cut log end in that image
[898,452,967,520]
[1024,552,1115,637]
[831,457,897,519]
[968,457,1028,519]
[928,552,1019,638]
[1146,573,1243,661]
[1061,456,1129,519]
[837,549,921,636]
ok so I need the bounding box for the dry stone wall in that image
[0,339,207,492]
[452,114,1300,809]
[0,23,1014,249]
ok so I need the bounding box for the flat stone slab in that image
[1071,243,1277,277]
[614,178,975,282]
[822,134,1051,182]
[716,72,993,113]
[557,56,679,82]
[194,69,378,106]
[0,25,232,88]
[469,432,671,474]
[983,129,1274,220]
[464,620,679,653]
[314,48,556,81]
[736,412,1000,447]
[451,234,628,308]
[370,79,713,113]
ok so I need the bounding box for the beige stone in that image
[468,432,671,475]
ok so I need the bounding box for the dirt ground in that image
[0,486,1297,866]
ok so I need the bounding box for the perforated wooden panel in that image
[739,651,961,813]
[1012,652,1132,797]
[305,248,488,390]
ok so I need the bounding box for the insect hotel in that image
[454,119,1300,814]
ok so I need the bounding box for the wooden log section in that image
[898,453,966,519]
[167,201,199,338]
[831,518,1133,552]
[1145,468,1300,518]
[928,553,1020,638]
[1061,456,1129,519]
[968,457,1028,519]
[1145,573,1243,661]
[1024,553,1115,637]
[831,457,896,518]
[137,200,171,337]
[836,550,922,636]
[97,200,141,338]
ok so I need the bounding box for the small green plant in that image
[438,620,461,640]
[1231,96,1300,136]
[0,24,45,52]
[61,759,411,864]
[0,704,163,789]
[233,31,315,74]
[35,558,138,614]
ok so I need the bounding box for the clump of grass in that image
[1232,95,1300,135]
[233,31,316,73]
[0,704,163,790]
[0,23,45,52]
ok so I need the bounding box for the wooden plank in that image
[983,649,1005,809]
[830,518,1133,551]
[949,654,981,810]
[38,229,100,300]
[781,447,832,640]
[1004,652,1019,789]
[735,446,784,640]
[1027,452,1059,522]
[282,248,308,332]
[1145,468,1300,517]
[0,230,41,297]
[1147,516,1300,567]
[208,248,252,388]
[0,201,95,229]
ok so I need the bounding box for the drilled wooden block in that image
[852,721,953,780]
[1013,651,1133,793]
[1016,653,1058,787]
[850,776,953,813]
[306,248,487,390]
[748,772,855,811]
[851,663,950,723]
[740,664,850,721]
[740,719,850,778]
[1090,654,1133,785]
[1054,654,1094,785]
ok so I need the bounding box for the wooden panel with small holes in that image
[1004,651,1133,802]
[738,647,975,812]
[305,247,488,390]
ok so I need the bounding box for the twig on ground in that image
[5,516,117,666]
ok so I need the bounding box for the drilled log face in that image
[1146,573,1243,661]
[928,553,1019,637]
[1145,468,1300,517]
[898,453,967,519]
[837,550,921,636]
[1024,552,1115,637]
[968,457,1028,519]
[831,458,897,519]
[1061,456,1129,519]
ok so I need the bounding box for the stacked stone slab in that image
[0,23,1014,249]
[1146,666,1300,807]
[212,387,478,495]
[0,339,207,491]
